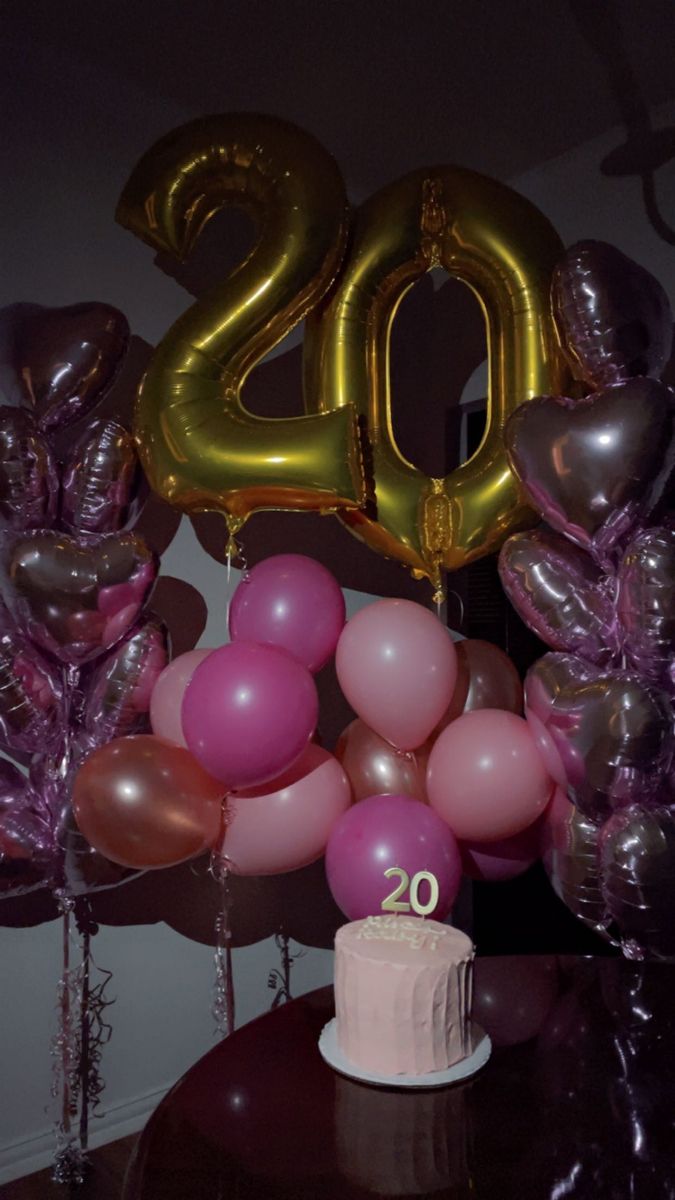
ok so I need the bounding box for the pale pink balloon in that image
[222,744,352,876]
[150,648,213,746]
[335,599,457,750]
[427,709,554,842]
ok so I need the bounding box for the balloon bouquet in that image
[0,299,168,1181]
[500,240,675,961]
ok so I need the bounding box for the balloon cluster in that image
[326,597,552,920]
[0,300,173,899]
[500,239,675,960]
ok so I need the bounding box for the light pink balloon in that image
[222,744,352,876]
[150,648,213,746]
[335,599,457,750]
[427,709,554,842]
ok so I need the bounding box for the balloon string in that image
[50,893,87,1185]
[210,812,236,1038]
[268,931,306,1009]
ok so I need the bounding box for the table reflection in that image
[125,956,675,1199]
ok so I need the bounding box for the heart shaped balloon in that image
[0,301,129,431]
[0,603,65,755]
[506,379,675,563]
[81,613,169,744]
[499,527,619,664]
[599,805,675,961]
[552,240,673,389]
[540,787,608,936]
[525,653,673,822]
[618,526,675,691]
[60,418,143,536]
[0,530,157,665]
[0,407,59,532]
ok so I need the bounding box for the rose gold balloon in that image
[440,639,523,728]
[73,734,224,869]
[335,718,429,803]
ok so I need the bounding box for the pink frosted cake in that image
[334,914,474,1077]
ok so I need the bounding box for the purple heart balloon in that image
[599,805,675,961]
[552,241,673,389]
[0,301,130,432]
[506,379,675,563]
[617,526,675,691]
[81,613,169,744]
[499,527,619,664]
[0,407,58,531]
[525,653,673,822]
[0,603,65,756]
[0,530,157,665]
[60,418,143,536]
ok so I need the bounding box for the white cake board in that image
[318,1019,491,1089]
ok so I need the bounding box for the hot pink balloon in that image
[182,641,319,788]
[150,648,213,746]
[459,814,544,882]
[427,709,553,842]
[229,554,345,673]
[325,793,462,921]
[335,599,457,750]
[222,744,352,876]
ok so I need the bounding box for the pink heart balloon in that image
[0,530,157,665]
[617,526,675,691]
[506,379,675,563]
[525,652,673,823]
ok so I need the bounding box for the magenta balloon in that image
[150,648,213,746]
[223,744,352,876]
[427,710,553,842]
[229,554,345,673]
[335,599,457,750]
[325,793,462,921]
[182,641,319,788]
[459,817,543,882]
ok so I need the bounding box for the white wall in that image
[2,33,675,1181]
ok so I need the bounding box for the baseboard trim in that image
[0,1084,169,1186]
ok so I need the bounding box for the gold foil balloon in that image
[116,114,364,537]
[305,169,568,595]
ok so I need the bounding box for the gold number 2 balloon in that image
[116,114,364,543]
[305,170,569,596]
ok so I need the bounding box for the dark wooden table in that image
[124,955,675,1199]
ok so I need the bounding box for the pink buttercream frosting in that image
[335,914,474,1076]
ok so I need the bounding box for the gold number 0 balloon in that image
[116,114,364,541]
[305,171,569,595]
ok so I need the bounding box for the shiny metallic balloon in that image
[618,527,675,690]
[0,301,129,431]
[506,379,675,564]
[305,167,567,590]
[540,788,609,935]
[335,718,428,803]
[0,606,65,755]
[82,614,169,744]
[60,419,142,535]
[552,240,673,389]
[600,806,675,961]
[0,530,158,665]
[118,114,363,535]
[499,527,619,665]
[0,407,58,531]
[525,653,673,822]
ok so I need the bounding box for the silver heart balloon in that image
[618,526,675,691]
[525,653,673,822]
[506,379,675,564]
[0,530,157,665]
[81,613,169,744]
[600,806,675,962]
[0,407,58,531]
[541,789,609,935]
[499,527,619,664]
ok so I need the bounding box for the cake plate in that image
[318,1020,491,1089]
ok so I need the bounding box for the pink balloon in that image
[222,744,352,876]
[325,793,462,921]
[182,641,318,788]
[335,599,457,750]
[229,554,345,673]
[427,709,554,842]
[459,813,545,882]
[150,648,213,746]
